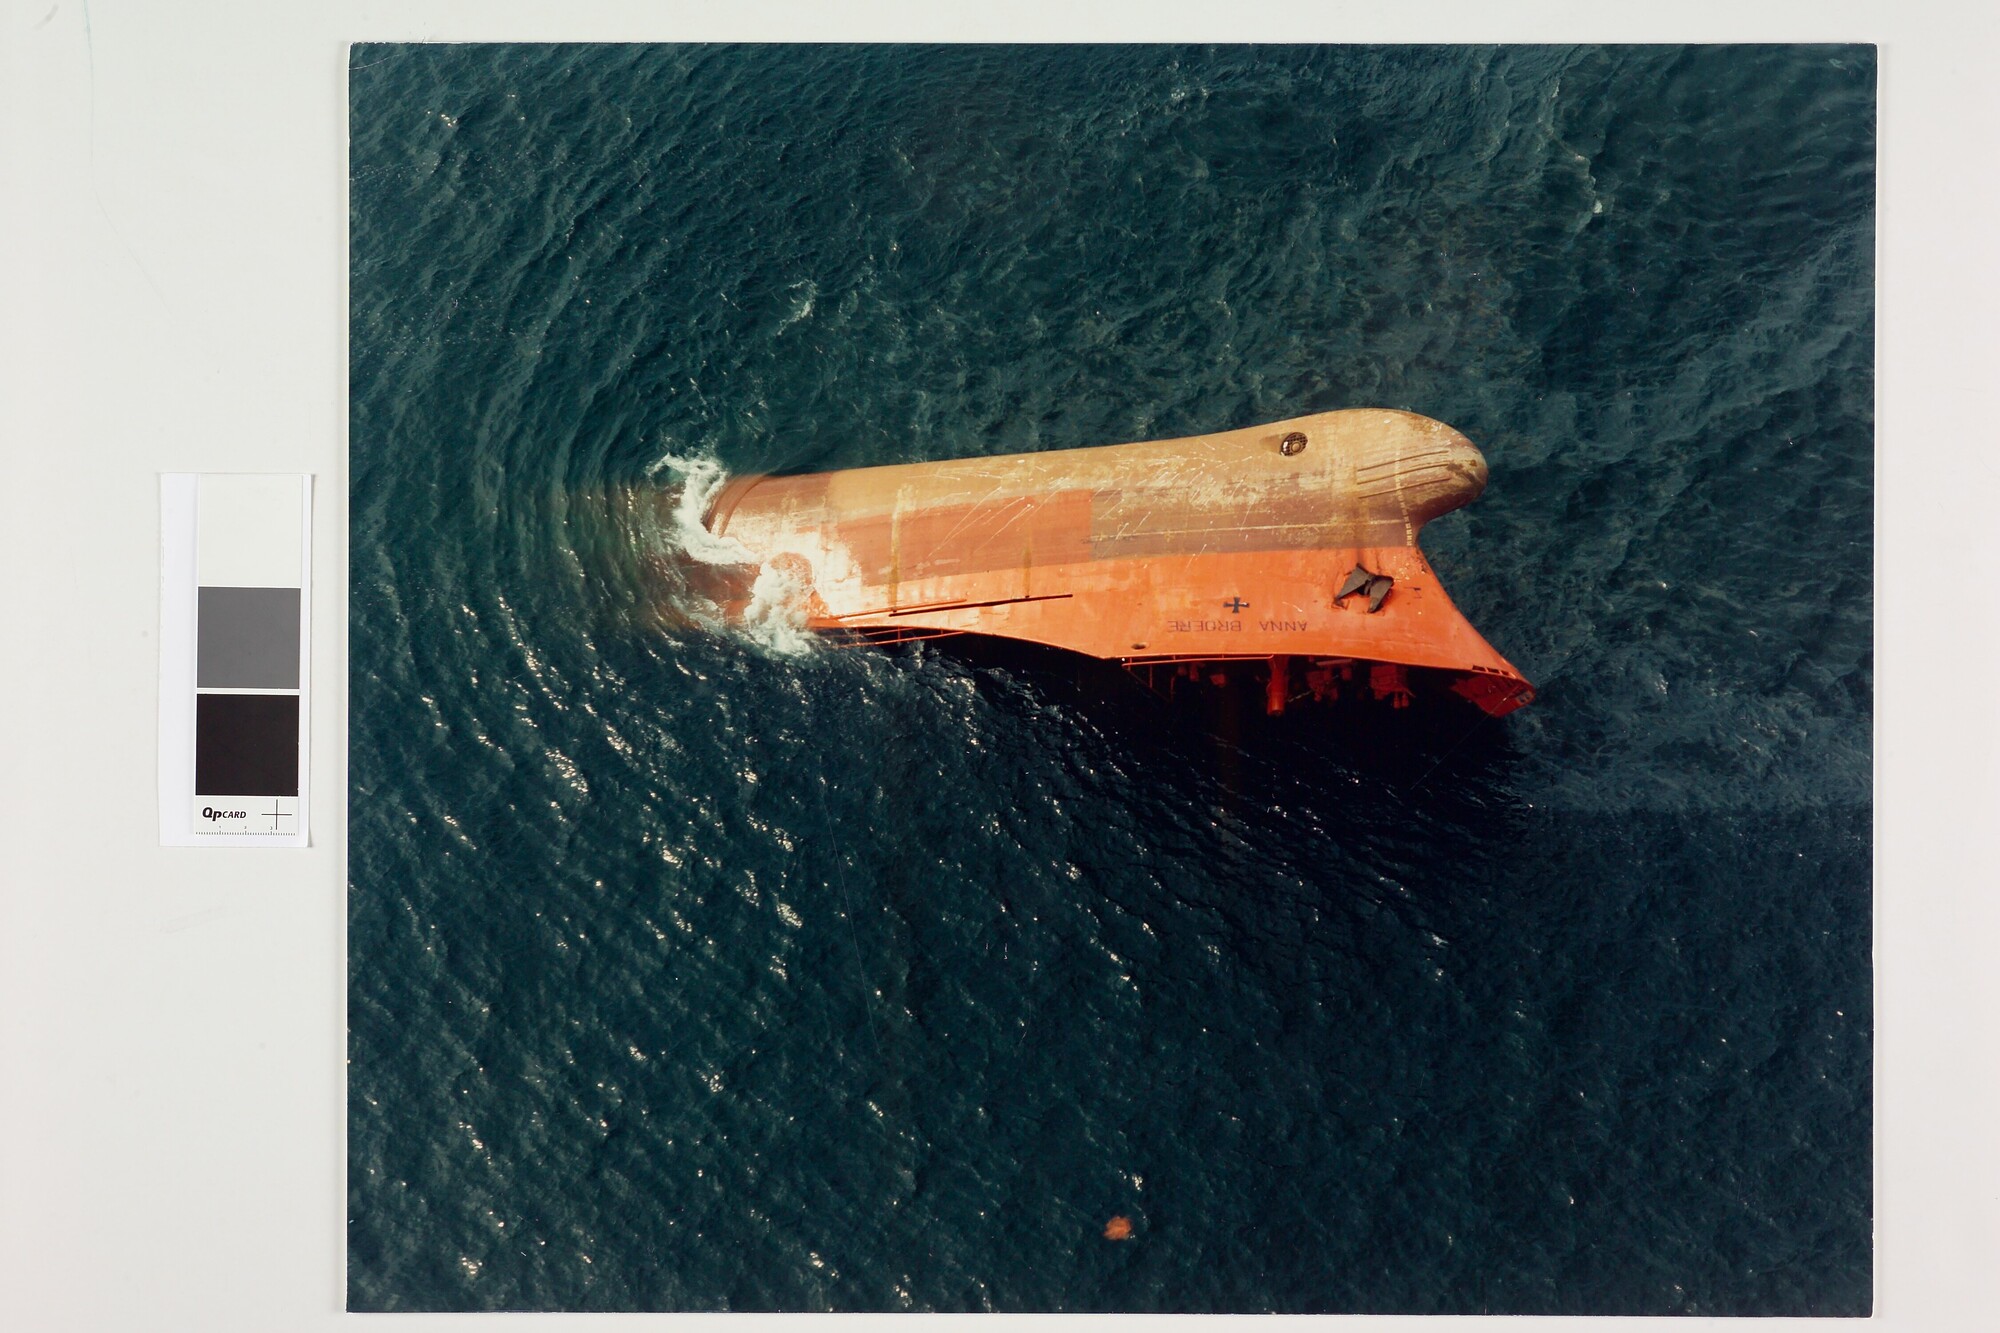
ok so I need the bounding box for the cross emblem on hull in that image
[1223,597,1249,614]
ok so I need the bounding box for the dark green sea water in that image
[347,44,1874,1313]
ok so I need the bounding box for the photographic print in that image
[347,43,1873,1313]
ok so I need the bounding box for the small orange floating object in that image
[701,409,1534,717]
[1103,1215,1134,1241]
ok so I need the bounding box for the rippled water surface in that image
[348,44,1873,1313]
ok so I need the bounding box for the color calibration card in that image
[159,474,312,847]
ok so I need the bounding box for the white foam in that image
[740,557,819,657]
[646,452,821,659]
[648,453,757,566]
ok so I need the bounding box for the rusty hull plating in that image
[705,409,1535,717]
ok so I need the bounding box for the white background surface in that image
[2,3,1994,1329]
[195,474,307,589]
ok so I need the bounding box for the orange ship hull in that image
[703,409,1534,717]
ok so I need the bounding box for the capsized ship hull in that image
[704,409,1534,717]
